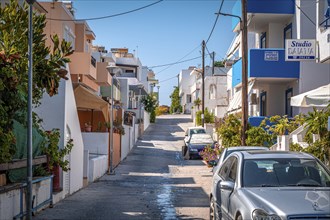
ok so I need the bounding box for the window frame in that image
[260,32,266,48]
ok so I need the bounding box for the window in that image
[186,94,192,103]
[260,32,266,48]
[228,157,238,182]
[319,0,330,28]
[260,91,267,116]
[284,23,292,47]
[219,157,235,179]
[125,69,134,73]
[63,26,75,50]
[209,84,216,100]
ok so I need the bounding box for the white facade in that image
[316,0,330,63]
[179,67,197,114]
[226,0,330,118]
[35,68,84,197]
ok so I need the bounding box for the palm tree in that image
[194,98,201,110]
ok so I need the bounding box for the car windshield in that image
[190,134,213,144]
[243,158,330,187]
[189,129,206,136]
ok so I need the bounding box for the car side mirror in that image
[219,181,234,191]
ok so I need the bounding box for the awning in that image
[290,84,330,107]
[227,81,255,113]
[74,85,109,121]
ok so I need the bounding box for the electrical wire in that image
[46,0,164,21]
[290,0,316,26]
[149,55,201,69]
[205,0,224,44]
[159,75,178,83]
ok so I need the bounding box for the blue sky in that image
[73,0,237,106]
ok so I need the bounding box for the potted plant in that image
[42,129,74,191]
[264,115,297,151]
[84,122,92,132]
[104,121,111,132]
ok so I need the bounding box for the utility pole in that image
[202,40,205,128]
[241,0,248,145]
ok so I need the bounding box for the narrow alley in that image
[34,114,213,220]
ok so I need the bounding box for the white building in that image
[226,0,330,119]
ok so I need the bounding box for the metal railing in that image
[320,17,330,29]
[13,175,53,220]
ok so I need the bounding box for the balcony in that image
[69,52,97,80]
[231,0,295,31]
[96,62,112,86]
[232,49,300,87]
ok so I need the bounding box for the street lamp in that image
[137,84,144,139]
[26,0,36,219]
[215,1,248,145]
[106,63,120,175]
[157,85,160,103]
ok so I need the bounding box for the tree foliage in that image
[169,87,182,113]
[141,94,158,123]
[0,0,73,163]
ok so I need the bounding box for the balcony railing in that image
[320,17,330,29]
[91,56,96,67]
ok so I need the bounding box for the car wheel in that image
[184,149,190,160]
[210,197,219,220]
[182,146,186,157]
[236,214,242,220]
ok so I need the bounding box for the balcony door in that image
[285,88,293,117]
[260,92,267,116]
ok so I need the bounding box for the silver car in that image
[210,151,330,220]
[212,146,269,175]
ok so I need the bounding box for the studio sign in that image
[285,39,316,61]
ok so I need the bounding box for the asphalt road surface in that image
[34,114,213,220]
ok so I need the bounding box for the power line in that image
[149,55,201,69]
[46,0,164,21]
[205,0,224,44]
[291,0,316,26]
[159,75,178,83]
[151,43,202,74]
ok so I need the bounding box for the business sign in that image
[264,51,279,61]
[285,39,316,61]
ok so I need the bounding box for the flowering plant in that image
[141,94,158,113]
[199,143,221,167]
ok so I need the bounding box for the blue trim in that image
[247,0,295,14]
[249,49,300,78]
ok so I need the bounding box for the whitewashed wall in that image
[121,124,135,160]
[35,68,84,197]
[82,132,109,155]
[0,178,51,220]
[88,155,107,182]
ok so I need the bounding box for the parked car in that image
[210,151,330,220]
[183,127,206,147]
[212,146,269,174]
[182,133,215,160]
